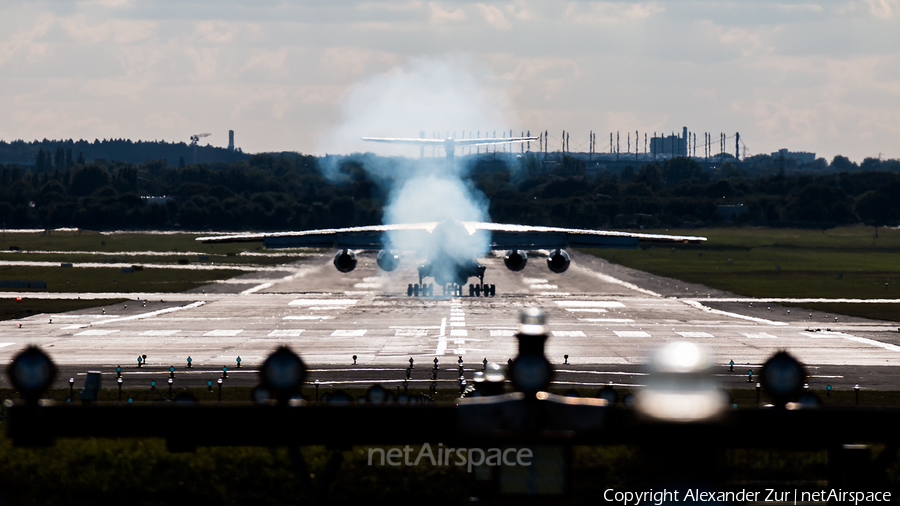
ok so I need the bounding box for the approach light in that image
[207,380,213,393]
[760,351,806,408]
[564,354,569,365]
[826,384,832,397]
[365,384,389,404]
[187,357,192,368]
[116,366,122,378]
[259,346,307,402]
[16,297,22,301]
[150,380,156,391]
[352,355,357,365]
[236,356,241,368]
[7,346,57,403]
[508,308,553,396]
[729,360,734,372]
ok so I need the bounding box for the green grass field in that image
[0,265,247,293]
[584,225,900,320]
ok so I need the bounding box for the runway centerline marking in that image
[268,330,304,337]
[436,317,448,355]
[203,330,243,337]
[556,301,626,308]
[75,329,120,336]
[614,330,651,338]
[140,330,180,336]
[676,331,714,338]
[743,332,777,339]
[332,329,367,337]
[682,300,788,326]
[289,299,358,306]
[552,330,586,338]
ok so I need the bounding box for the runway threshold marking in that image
[743,332,777,339]
[268,329,304,337]
[74,329,120,336]
[552,331,586,338]
[331,330,367,337]
[140,330,181,336]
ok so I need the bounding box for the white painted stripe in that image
[0,343,15,349]
[289,299,357,306]
[531,284,558,290]
[140,330,180,336]
[555,301,625,308]
[523,278,547,284]
[203,329,243,337]
[743,332,778,339]
[450,329,468,337]
[573,264,663,297]
[308,306,349,310]
[268,329,304,337]
[676,331,714,338]
[449,316,465,321]
[75,329,120,336]
[565,308,608,313]
[552,330,586,338]
[490,330,515,337]
[331,329,367,337]
[681,300,788,326]
[614,331,651,338]
[802,331,900,352]
[436,318,447,355]
[63,324,89,330]
[541,292,570,296]
[695,298,900,304]
[283,315,333,320]
[92,301,206,326]
[581,318,635,323]
[450,321,465,327]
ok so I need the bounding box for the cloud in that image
[564,1,664,24]
[476,4,512,30]
[0,13,54,67]
[864,0,899,17]
[429,2,465,24]
[60,14,156,44]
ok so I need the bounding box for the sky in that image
[1,0,898,163]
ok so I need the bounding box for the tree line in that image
[0,151,899,232]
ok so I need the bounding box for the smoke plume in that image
[318,55,516,284]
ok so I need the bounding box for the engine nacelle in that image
[333,249,357,273]
[376,250,400,272]
[503,250,528,271]
[547,249,570,273]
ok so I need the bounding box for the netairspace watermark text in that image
[604,488,892,505]
[368,443,532,473]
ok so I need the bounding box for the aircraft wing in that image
[463,222,707,250]
[195,223,438,249]
[360,137,538,147]
[453,137,537,147]
[360,137,446,146]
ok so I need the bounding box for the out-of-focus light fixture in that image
[259,346,307,404]
[7,346,57,403]
[635,342,727,422]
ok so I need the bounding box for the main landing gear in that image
[469,283,495,297]
[408,283,434,297]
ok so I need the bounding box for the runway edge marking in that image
[681,300,788,326]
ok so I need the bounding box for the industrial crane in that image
[189,133,211,165]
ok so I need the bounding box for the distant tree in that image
[54,146,65,169]
[620,166,634,182]
[35,147,45,171]
[831,155,857,172]
[69,164,111,196]
[76,152,85,165]
[661,157,704,184]
[65,148,74,169]
[859,157,882,172]
[178,156,185,168]
[854,190,891,237]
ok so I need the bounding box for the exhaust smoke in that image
[317,55,517,284]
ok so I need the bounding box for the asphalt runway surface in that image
[2,250,900,394]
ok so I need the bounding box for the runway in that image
[2,250,900,392]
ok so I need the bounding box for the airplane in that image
[361,134,538,165]
[196,220,706,297]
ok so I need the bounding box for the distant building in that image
[142,195,174,205]
[650,127,688,157]
[228,130,234,152]
[771,148,815,165]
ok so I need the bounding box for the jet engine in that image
[503,250,528,271]
[546,249,570,273]
[333,249,358,273]
[376,250,400,272]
